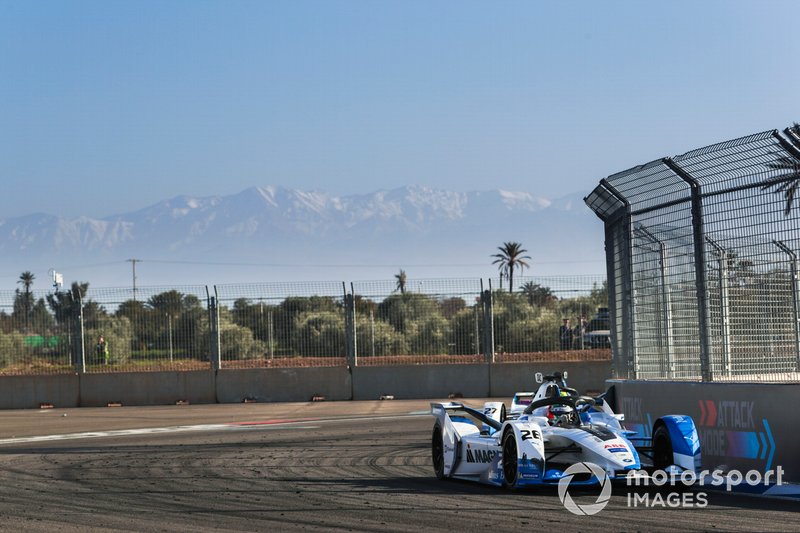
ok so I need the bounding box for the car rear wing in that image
[430,402,502,431]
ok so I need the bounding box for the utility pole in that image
[127,259,140,301]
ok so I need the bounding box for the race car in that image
[430,371,700,488]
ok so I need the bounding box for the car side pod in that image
[544,468,566,482]
[652,415,701,472]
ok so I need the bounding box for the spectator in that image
[559,318,573,350]
[95,335,109,365]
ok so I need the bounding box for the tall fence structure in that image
[585,126,800,382]
[0,275,607,375]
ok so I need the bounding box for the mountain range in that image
[0,186,606,288]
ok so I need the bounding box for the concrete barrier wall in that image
[610,380,800,482]
[215,367,352,403]
[352,364,490,400]
[0,374,80,409]
[489,361,611,397]
[80,371,216,407]
[0,361,614,409]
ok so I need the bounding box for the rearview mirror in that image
[535,372,543,384]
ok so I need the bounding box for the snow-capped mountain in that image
[0,186,605,286]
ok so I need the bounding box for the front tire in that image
[652,425,673,470]
[501,429,518,488]
[431,424,445,479]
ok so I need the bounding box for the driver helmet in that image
[547,403,575,425]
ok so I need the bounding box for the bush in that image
[292,311,345,357]
[220,322,266,359]
[0,331,29,367]
[356,316,409,356]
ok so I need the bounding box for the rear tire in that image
[431,424,445,479]
[501,429,518,488]
[652,425,673,470]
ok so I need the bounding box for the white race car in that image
[430,371,700,488]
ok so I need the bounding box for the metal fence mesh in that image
[350,278,484,365]
[586,125,800,382]
[0,289,73,375]
[488,275,610,362]
[82,286,211,373]
[214,282,348,368]
[0,275,609,374]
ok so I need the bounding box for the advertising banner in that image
[609,380,800,482]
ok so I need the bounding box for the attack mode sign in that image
[614,381,794,479]
[697,399,776,471]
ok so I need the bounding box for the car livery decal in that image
[466,448,498,463]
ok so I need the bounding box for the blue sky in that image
[1,0,799,218]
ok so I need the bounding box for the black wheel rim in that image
[432,426,444,477]
[502,432,517,486]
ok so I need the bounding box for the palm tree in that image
[394,269,407,295]
[520,281,555,306]
[18,271,35,293]
[17,271,35,329]
[764,123,800,215]
[492,242,531,294]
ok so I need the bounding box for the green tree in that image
[275,296,340,356]
[147,290,187,317]
[30,298,55,333]
[46,282,89,325]
[146,291,205,357]
[440,297,466,319]
[490,290,536,353]
[519,282,556,307]
[492,242,531,294]
[449,306,483,355]
[215,306,265,360]
[355,314,409,356]
[505,308,560,353]
[15,271,35,330]
[292,311,346,357]
[589,281,609,306]
[377,293,450,355]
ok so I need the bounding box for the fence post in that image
[344,287,357,367]
[73,296,86,374]
[209,296,221,371]
[481,282,494,363]
[775,240,800,370]
[706,237,732,377]
[665,158,713,382]
[599,178,635,380]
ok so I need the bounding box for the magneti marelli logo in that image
[557,462,612,516]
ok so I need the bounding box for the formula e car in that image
[430,371,700,488]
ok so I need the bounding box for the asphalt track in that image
[0,399,796,532]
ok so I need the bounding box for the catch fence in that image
[0,275,607,375]
[586,126,800,382]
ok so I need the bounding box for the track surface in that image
[0,400,796,532]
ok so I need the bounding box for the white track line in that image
[0,413,429,445]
